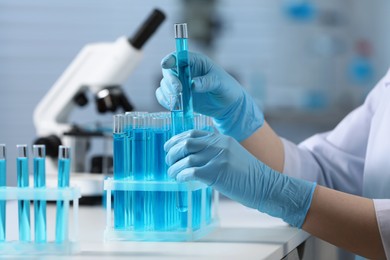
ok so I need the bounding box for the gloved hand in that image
[156,52,264,142]
[165,130,317,228]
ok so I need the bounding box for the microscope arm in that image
[33,37,142,137]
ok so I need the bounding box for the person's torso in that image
[363,74,390,198]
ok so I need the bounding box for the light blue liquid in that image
[175,38,194,213]
[171,111,189,214]
[171,110,184,136]
[192,190,202,230]
[113,133,125,229]
[56,158,70,243]
[132,129,146,230]
[17,157,30,242]
[33,157,46,243]
[176,38,194,130]
[150,130,167,181]
[178,190,202,230]
[124,127,133,229]
[206,187,212,224]
[0,159,6,242]
[151,130,168,231]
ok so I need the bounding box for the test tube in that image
[113,114,125,229]
[0,144,6,242]
[33,145,47,243]
[124,112,148,177]
[150,116,170,230]
[132,115,148,230]
[16,144,30,242]
[174,23,194,213]
[170,94,188,213]
[174,23,194,130]
[170,93,184,135]
[124,112,148,229]
[56,146,71,243]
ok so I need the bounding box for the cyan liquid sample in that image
[57,159,70,188]
[178,190,202,230]
[34,157,46,243]
[113,133,125,229]
[132,129,146,230]
[0,159,6,242]
[206,187,212,224]
[176,38,194,130]
[151,130,168,231]
[124,128,133,228]
[192,190,202,230]
[171,110,184,136]
[171,111,189,213]
[56,158,70,243]
[124,126,132,179]
[17,157,30,242]
[150,131,167,181]
[175,39,194,214]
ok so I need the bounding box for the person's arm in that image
[165,129,387,259]
[241,121,285,172]
[304,185,385,259]
[241,123,386,259]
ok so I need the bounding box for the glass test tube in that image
[56,146,71,243]
[124,112,133,229]
[132,115,148,230]
[33,145,47,243]
[175,23,194,130]
[113,114,125,229]
[125,112,148,177]
[170,94,188,213]
[16,144,30,242]
[150,116,169,231]
[124,112,148,229]
[174,23,195,213]
[0,144,6,241]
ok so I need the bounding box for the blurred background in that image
[0,0,389,258]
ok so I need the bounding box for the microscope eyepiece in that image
[129,8,166,50]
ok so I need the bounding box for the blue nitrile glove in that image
[156,52,264,142]
[164,130,317,228]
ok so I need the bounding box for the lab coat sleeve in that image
[281,70,388,195]
[373,199,390,259]
[282,129,365,195]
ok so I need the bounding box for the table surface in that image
[5,199,310,259]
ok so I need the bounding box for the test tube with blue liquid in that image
[56,146,71,243]
[124,112,148,229]
[124,112,133,229]
[33,144,47,243]
[150,116,169,230]
[0,144,6,242]
[113,114,125,229]
[169,94,188,217]
[16,144,30,242]
[132,115,148,230]
[173,23,195,214]
[174,23,194,130]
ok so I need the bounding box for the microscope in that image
[33,9,166,203]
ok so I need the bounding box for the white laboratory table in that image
[5,199,310,259]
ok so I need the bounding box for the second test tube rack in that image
[0,187,81,255]
[0,144,81,255]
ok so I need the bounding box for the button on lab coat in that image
[282,69,390,258]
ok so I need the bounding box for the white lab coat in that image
[282,69,390,258]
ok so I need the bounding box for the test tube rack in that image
[104,178,219,241]
[0,186,81,255]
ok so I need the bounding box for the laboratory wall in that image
[1,0,389,179]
